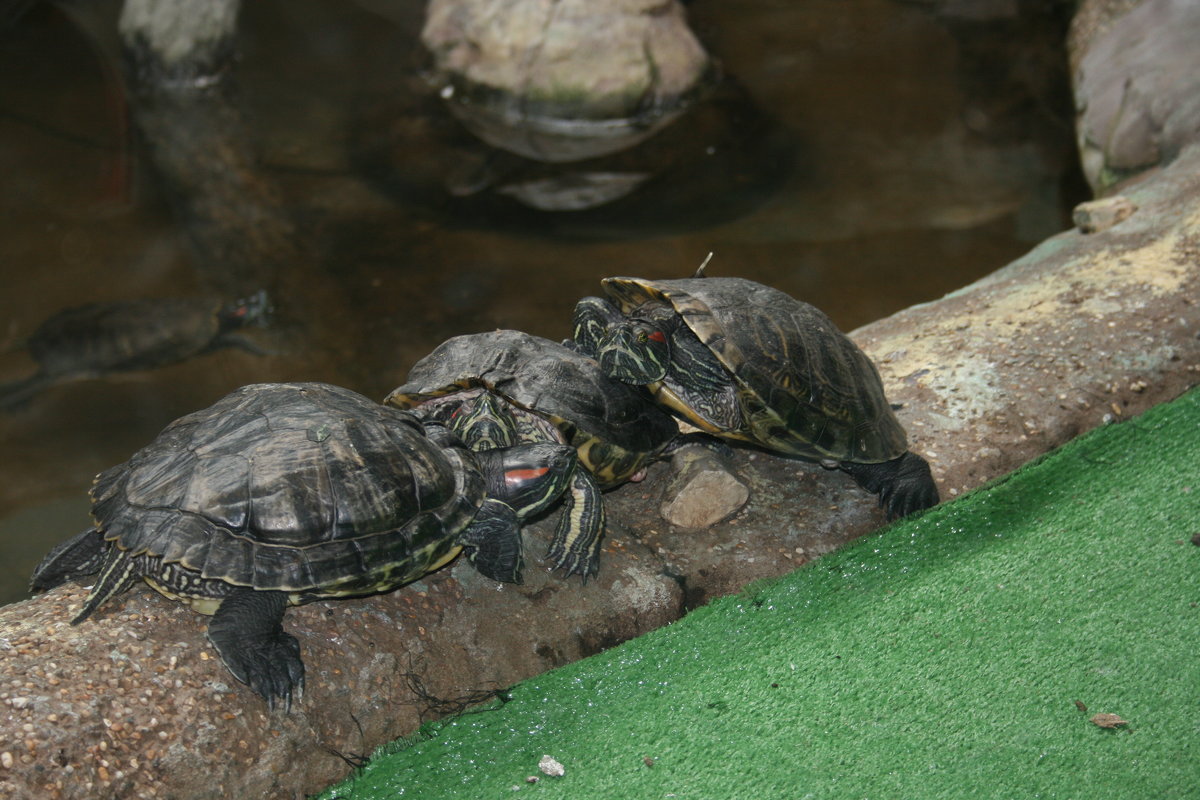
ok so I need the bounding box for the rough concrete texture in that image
[1067,0,1145,75]
[2,140,1197,798]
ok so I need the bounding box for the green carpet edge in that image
[317,385,1200,799]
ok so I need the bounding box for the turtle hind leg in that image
[458,498,525,584]
[207,588,303,712]
[69,542,142,624]
[29,528,109,592]
[545,469,605,581]
[840,451,939,520]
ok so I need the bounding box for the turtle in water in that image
[385,330,680,578]
[570,270,938,519]
[29,382,576,709]
[0,291,272,409]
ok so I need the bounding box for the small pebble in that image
[1090,713,1128,729]
[660,444,749,528]
[1072,195,1137,233]
[538,754,565,777]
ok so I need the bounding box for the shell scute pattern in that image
[87,383,483,595]
[391,330,678,487]
[612,277,906,463]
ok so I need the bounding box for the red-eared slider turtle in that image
[571,273,938,519]
[385,330,679,578]
[29,382,575,709]
[0,291,271,409]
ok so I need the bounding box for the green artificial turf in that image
[319,387,1200,799]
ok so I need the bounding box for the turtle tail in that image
[71,544,140,624]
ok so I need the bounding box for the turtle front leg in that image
[458,498,525,584]
[546,468,606,580]
[207,588,304,711]
[568,296,625,358]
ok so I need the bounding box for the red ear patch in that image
[648,331,667,343]
[506,466,550,486]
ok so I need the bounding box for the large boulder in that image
[421,0,713,162]
[1071,0,1200,192]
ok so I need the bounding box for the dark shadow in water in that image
[350,76,803,241]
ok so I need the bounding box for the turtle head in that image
[476,443,577,521]
[573,291,672,384]
[443,390,519,450]
[597,319,671,385]
[218,290,273,332]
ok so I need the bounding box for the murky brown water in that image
[0,0,1082,603]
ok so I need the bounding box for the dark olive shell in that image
[601,276,908,464]
[89,383,483,596]
[386,330,678,487]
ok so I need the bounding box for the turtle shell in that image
[600,276,908,464]
[386,330,678,487]
[88,382,484,600]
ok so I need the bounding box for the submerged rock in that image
[421,0,713,162]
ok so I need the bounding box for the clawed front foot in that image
[841,451,939,520]
[207,588,305,711]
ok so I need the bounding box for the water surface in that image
[0,0,1082,603]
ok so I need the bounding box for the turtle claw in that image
[250,633,304,712]
[213,625,306,711]
[880,481,940,521]
[545,545,598,583]
[544,468,604,582]
[881,452,940,520]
